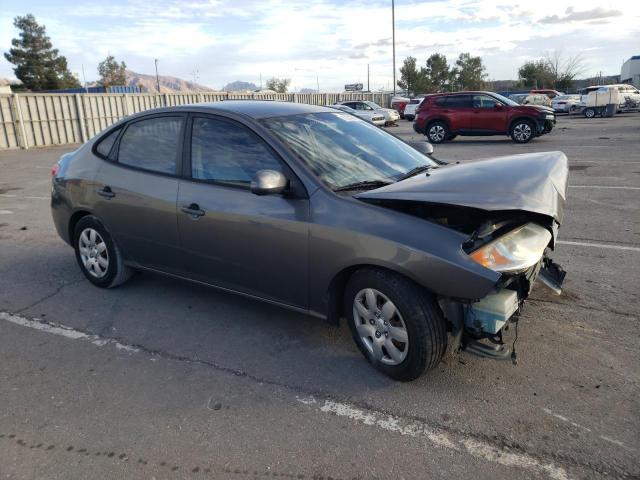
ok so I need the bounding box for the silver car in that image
[329,104,386,126]
[336,100,400,125]
[51,101,568,381]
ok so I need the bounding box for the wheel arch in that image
[426,117,451,132]
[324,263,430,326]
[508,115,536,132]
[68,209,93,244]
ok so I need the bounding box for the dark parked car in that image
[52,101,568,381]
[414,91,556,144]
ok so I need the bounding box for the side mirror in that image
[251,169,289,196]
[494,102,503,109]
[407,141,434,157]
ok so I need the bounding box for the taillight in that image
[51,163,59,177]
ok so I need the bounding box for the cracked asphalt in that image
[0,112,639,479]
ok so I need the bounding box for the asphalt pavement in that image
[0,112,638,479]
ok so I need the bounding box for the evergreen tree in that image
[4,14,80,91]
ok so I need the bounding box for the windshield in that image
[365,101,382,109]
[491,93,519,106]
[262,112,437,190]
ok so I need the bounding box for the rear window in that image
[95,127,121,159]
[117,116,183,175]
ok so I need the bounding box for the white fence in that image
[0,91,392,150]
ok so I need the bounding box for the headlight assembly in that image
[469,223,551,273]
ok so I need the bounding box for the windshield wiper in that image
[334,180,392,192]
[398,164,435,181]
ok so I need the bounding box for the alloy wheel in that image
[352,288,409,365]
[513,123,532,142]
[428,125,446,142]
[78,228,109,278]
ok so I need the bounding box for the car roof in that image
[166,100,334,119]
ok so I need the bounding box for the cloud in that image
[1,0,639,90]
[540,7,622,24]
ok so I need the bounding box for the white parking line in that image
[569,185,640,190]
[299,398,570,480]
[557,240,640,252]
[0,194,49,200]
[0,312,139,353]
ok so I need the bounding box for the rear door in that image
[439,95,473,132]
[470,94,507,133]
[92,114,185,274]
[176,114,310,308]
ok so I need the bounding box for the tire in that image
[584,108,596,118]
[426,121,449,144]
[344,268,447,381]
[510,119,535,143]
[73,215,133,288]
[405,115,414,121]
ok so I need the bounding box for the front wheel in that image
[510,119,535,143]
[584,107,596,118]
[345,269,447,381]
[426,121,449,144]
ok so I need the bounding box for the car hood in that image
[355,151,569,223]
[526,104,554,114]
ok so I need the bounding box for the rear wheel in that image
[510,119,535,143]
[345,268,447,381]
[426,121,449,144]
[584,107,596,118]
[73,215,133,288]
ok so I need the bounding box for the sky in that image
[1,0,638,91]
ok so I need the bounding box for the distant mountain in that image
[223,80,258,92]
[299,88,318,94]
[125,70,216,93]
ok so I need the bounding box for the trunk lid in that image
[355,151,569,223]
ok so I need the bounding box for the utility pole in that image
[392,0,396,95]
[367,64,370,92]
[259,73,262,89]
[154,59,160,93]
[317,76,320,93]
[81,64,88,93]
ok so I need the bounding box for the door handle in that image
[181,203,205,218]
[97,186,115,199]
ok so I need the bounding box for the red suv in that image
[414,91,556,144]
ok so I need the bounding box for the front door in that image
[92,114,185,274]
[177,115,309,308]
[470,94,507,133]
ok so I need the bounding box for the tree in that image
[98,55,127,87]
[4,14,80,91]
[518,59,555,89]
[451,53,487,90]
[397,56,426,94]
[421,53,452,92]
[544,50,585,91]
[265,77,291,93]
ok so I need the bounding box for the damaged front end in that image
[355,151,570,363]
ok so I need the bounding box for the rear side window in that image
[434,97,448,107]
[446,95,472,108]
[95,127,121,159]
[117,116,183,175]
[190,116,282,185]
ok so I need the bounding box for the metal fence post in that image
[12,94,28,150]
[75,94,87,143]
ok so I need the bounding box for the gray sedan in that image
[51,101,568,381]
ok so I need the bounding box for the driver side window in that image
[190,116,283,185]
[473,95,498,108]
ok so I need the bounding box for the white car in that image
[336,100,400,125]
[403,98,424,121]
[329,104,386,126]
[551,95,581,113]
